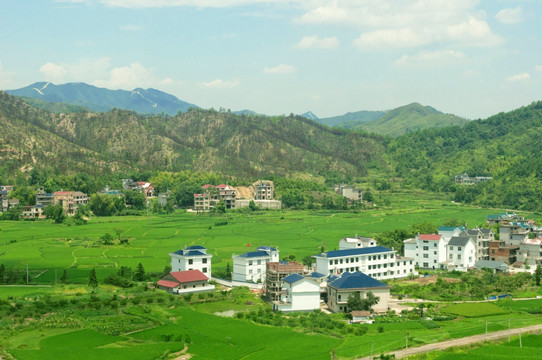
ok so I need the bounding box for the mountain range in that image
[6,82,198,116]
[7,82,466,137]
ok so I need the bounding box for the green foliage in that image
[347,291,380,312]
[88,268,98,288]
[441,303,507,317]
[89,193,124,216]
[134,263,146,282]
[44,204,65,223]
[124,190,147,210]
[535,266,542,286]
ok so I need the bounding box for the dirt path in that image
[356,323,542,359]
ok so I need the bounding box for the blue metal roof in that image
[329,271,388,290]
[173,249,207,256]
[186,245,206,250]
[438,226,466,231]
[283,273,304,284]
[257,245,276,251]
[238,251,270,258]
[308,272,326,278]
[316,246,393,259]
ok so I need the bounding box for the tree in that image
[88,268,98,289]
[347,291,380,312]
[535,265,542,286]
[60,269,68,283]
[89,193,122,216]
[226,262,231,279]
[44,204,65,224]
[124,190,146,210]
[134,262,146,281]
[212,200,226,214]
[0,264,4,284]
[100,233,114,245]
[248,200,258,211]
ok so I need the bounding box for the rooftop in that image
[448,236,472,247]
[283,273,304,284]
[170,270,208,283]
[316,246,393,259]
[329,271,389,290]
[418,234,442,241]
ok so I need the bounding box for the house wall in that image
[327,287,390,313]
[170,254,212,277]
[447,241,476,270]
[232,256,271,282]
[275,279,320,312]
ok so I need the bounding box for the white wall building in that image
[327,271,390,313]
[339,236,376,250]
[438,226,466,243]
[232,246,279,283]
[404,234,447,270]
[314,245,416,280]
[169,245,212,278]
[273,274,320,313]
[445,235,476,271]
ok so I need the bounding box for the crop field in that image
[428,334,542,359]
[0,196,497,285]
[441,303,508,317]
[496,298,542,313]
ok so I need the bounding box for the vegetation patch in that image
[441,303,508,317]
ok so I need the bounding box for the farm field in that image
[0,194,502,285]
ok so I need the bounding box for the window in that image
[338,295,342,301]
[257,269,261,274]
[257,260,261,265]
[423,262,429,267]
[202,258,207,264]
[423,254,429,258]
[423,246,429,251]
[345,258,349,263]
[249,269,253,274]
[202,267,207,273]
[434,243,437,247]
[383,254,387,259]
[458,254,462,260]
[188,259,193,265]
[458,247,462,251]
[449,254,453,259]
[329,260,333,265]
[249,261,253,266]
[335,260,338,265]
[450,246,454,250]
[433,260,437,263]
[434,251,437,255]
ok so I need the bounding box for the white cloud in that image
[354,28,430,50]
[40,62,69,82]
[295,35,339,49]
[447,17,504,47]
[201,78,239,89]
[395,50,465,66]
[506,73,530,82]
[495,7,522,24]
[96,0,288,8]
[263,64,297,74]
[535,65,542,72]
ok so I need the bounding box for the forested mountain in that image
[317,103,467,136]
[388,101,542,210]
[0,91,385,180]
[6,82,198,115]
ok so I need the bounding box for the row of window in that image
[187,258,208,265]
[328,254,393,266]
[248,260,263,266]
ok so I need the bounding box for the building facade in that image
[157,270,215,295]
[265,261,305,301]
[232,246,279,283]
[273,274,321,313]
[169,245,212,278]
[53,191,88,216]
[404,234,447,270]
[327,272,390,313]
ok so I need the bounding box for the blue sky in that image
[1,0,541,119]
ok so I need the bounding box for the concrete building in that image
[158,190,171,206]
[314,245,416,280]
[518,238,542,267]
[474,260,509,273]
[454,173,492,185]
[253,180,275,200]
[53,191,88,216]
[157,270,215,295]
[486,213,525,225]
[489,241,519,265]
[404,234,447,270]
[500,222,529,246]
[272,274,321,313]
[327,272,390,313]
[444,235,476,271]
[265,261,304,302]
[234,199,282,210]
[21,204,45,219]
[169,245,212,278]
[438,226,466,242]
[339,236,376,250]
[333,184,363,202]
[232,246,279,283]
[36,187,54,207]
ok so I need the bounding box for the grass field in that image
[442,303,508,317]
[0,195,498,285]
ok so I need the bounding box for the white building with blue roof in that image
[170,245,212,278]
[273,273,321,313]
[327,271,391,313]
[232,246,279,282]
[314,245,415,280]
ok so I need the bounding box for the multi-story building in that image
[333,184,363,202]
[489,240,519,265]
[53,191,88,215]
[21,204,46,219]
[466,228,494,261]
[253,180,274,200]
[216,184,236,209]
[314,244,416,280]
[437,226,466,242]
[404,234,447,270]
[36,187,54,207]
[454,173,492,185]
[500,222,529,246]
[486,213,525,225]
[272,274,321,313]
[518,238,542,267]
[445,235,476,271]
[169,245,212,278]
[327,271,390,313]
[232,246,279,283]
[339,236,376,249]
[265,261,304,301]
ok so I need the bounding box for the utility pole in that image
[519,331,522,348]
[486,320,488,335]
[370,341,374,357]
[508,318,511,342]
[406,335,408,349]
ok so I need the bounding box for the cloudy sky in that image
[1,0,541,119]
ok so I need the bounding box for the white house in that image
[273,274,320,313]
[157,270,215,295]
[314,245,416,280]
[339,236,376,250]
[169,245,212,278]
[232,246,279,283]
[518,238,542,267]
[438,226,466,243]
[445,235,476,271]
[404,234,447,270]
[327,271,390,313]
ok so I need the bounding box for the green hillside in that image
[357,103,468,136]
[317,109,385,128]
[0,91,385,180]
[388,101,542,210]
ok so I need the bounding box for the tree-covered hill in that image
[388,101,542,210]
[0,91,386,180]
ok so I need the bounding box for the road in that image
[356,323,542,359]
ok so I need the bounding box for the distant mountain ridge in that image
[6,82,198,115]
[317,103,468,136]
